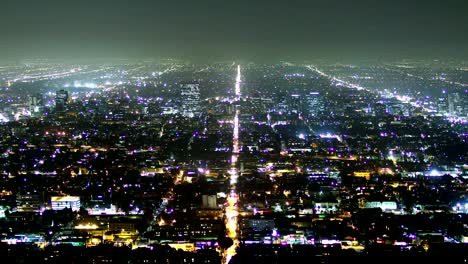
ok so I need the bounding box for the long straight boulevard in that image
[222,64,242,264]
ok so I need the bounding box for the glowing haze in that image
[1,0,467,63]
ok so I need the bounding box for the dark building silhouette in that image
[55,89,69,113]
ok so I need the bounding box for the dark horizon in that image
[1,0,468,64]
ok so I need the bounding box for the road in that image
[223,65,242,264]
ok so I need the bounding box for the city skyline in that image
[0,57,468,264]
[1,1,468,263]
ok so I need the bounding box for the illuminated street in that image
[223,65,241,264]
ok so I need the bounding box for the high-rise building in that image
[448,92,462,116]
[288,94,305,114]
[436,96,448,114]
[28,93,44,117]
[55,89,69,112]
[180,83,201,118]
[306,91,324,117]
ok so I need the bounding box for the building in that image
[288,94,305,114]
[314,202,340,214]
[202,194,218,209]
[180,83,201,118]
[16,193,43,212]
[448,92,464,116]
[306,91,324,117]
[55,89,69,112]
[28,93,44,117]
[364,201,398,211]
[109,217,139,232]
[51,196,81,211]
[241,217,275,231]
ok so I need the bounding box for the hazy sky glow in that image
[1,0,468,62]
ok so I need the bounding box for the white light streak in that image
[224,65,241,264]
[235,65,241,98]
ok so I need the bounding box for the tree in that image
[217,235,234,251]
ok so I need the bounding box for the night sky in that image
[1,0,468,63]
